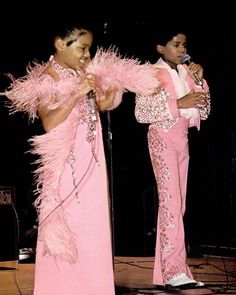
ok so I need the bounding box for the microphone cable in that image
[38,121,99,227]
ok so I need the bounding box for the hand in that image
[177,90,209,109]
[78,73,97,98]
[97,87,118,111]
[183,62,204,83]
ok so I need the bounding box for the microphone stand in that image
[106,110,115,258]
[102,21,116,262]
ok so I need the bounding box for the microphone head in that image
[181,54,191,65]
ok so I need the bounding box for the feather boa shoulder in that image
[1,61,80,120]
[87,47,159,109]
[1,47,160,117]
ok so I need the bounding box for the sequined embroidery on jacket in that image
[135,89,178,132]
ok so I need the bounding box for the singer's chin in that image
[177,57,183,64]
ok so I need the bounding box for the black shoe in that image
[175,282,198,290]
[156,284,180,293]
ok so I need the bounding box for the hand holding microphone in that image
[181,54,203,87]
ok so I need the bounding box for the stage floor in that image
[0,256,235,294]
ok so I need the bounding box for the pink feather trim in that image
[1,48,159,117]
[1,62,79,120]
[87,47,159,109]
[31,111,80,263]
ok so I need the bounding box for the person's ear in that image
[156,44,164,54]
[54,37,66,52]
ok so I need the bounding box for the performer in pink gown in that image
[2,22,157,295]
[135,30,211,290]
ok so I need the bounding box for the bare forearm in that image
[39,93,80,132]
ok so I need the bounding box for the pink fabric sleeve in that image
[193,79,211,120]
[168,99,180,118]
[1,64,80,121]
[87,48,159,110]
[199,91,211,120]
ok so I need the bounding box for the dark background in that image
[0,1,235,258]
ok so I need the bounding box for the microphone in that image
[181,54,203,86]
[88,90,97,122]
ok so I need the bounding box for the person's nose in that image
[84,49,90,58]
[180,45,186,54]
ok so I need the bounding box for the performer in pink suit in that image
[135,30,211,290]
[2,22,157,295]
